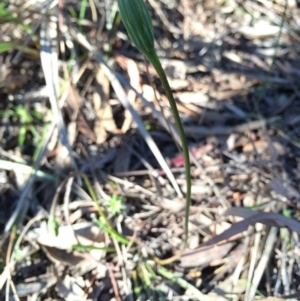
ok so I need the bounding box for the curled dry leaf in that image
[43,246,87,266]
[204,208,300,246]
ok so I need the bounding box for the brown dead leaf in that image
[250,54,270,72]
[64,86,96,142]
[67,86,97,143]
[77,113,97,143]
[93,68,119,144]
[243,140,285,155]
[43,246,86,265]
[204,208,300,246]
[54,85,83,166]
[66,85,82,120]
[180,242,234,268]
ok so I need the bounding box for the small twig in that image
[108,267,122,301]
[183,117,280,136]
[63,177,75,227]
[40,18,79,174]
[247,227,278,301]
[4,118,56,234]
[245,223,263,301]
[5,229,15,301]
[14,215,45,253]
[9,279,21,301]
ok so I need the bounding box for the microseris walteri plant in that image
[117,0,154,57]
[117,0,191,264]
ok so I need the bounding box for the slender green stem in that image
[145,50,191,250]
[117,0,191,262]
[157,266,206,300]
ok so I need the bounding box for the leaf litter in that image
[1,0,300,300]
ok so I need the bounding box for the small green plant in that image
[0,2,31,31]
[117,0,191,264]
[49,171,130,244]
[107,194,125,215]
[0,104,42,148]
[0,2,24,27]
[0,2,37,55]
[15,105,41,147]
[47,216,59,236]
